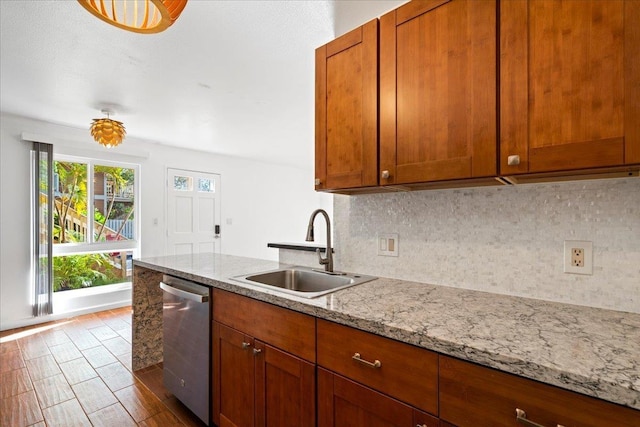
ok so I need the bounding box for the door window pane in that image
[94,166,136,242]
[197,178,215,193]
[174,176,192,191]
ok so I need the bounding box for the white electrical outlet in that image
[564,240,593,275]
[377,233,399,257]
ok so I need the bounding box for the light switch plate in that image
[564,240,593,275]
[377,233,399,257]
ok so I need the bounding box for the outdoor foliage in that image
[52,253,129,292]
[53,161,87,243]
[95,165,135,241]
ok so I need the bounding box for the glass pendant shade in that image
[77,0,188,34]
[90,116,126,148]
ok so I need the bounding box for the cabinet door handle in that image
[381,170,390,179]
[253,348,262,355]
[507,155,521,166]
[352,352,381,368]
[516,408,565,427]
[241,341,251,349]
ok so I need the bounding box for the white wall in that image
[333,178,640,314]
[0,113,332,330]
[332,1,407,36]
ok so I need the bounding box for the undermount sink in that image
[232,266,377,298]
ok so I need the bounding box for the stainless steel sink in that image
[232,266,376,298]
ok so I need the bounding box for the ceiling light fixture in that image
[90,109,126,148]
[77,0,188,34]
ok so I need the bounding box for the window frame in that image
[52,154,140,258]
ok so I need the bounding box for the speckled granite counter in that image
[133,253,640,411]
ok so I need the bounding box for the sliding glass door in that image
[32,142,53,316]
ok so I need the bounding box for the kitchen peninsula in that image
[132,253,640,425]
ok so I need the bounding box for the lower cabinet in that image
[439,355,640,427]
[255,340,315,427]
[212,290,316,427]
[213,322,255,427]
[318,368,439,427]
[210,290,639,427]
[213,322,315,427]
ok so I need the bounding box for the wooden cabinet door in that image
[380,0,497,185]
[439,356,640,427]
[318,368,439,427]
[500,0,640,175]
[315,19,378,191]
[255,341,315,427]
[212,322,255,427]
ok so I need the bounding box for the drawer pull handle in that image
[352,353,381,368]
[241,342,251,349]
[516,408,565,427]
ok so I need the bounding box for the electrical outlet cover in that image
[564,240,593,275]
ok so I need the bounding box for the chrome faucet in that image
[305,209,333,273]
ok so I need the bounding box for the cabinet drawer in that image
[439,355,640,427]
[213,290,316,362]
[317,319,438,415]
[318,368,439,427]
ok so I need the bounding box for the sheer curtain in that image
[32,141,53,316]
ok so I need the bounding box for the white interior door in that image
[167,168,221,256]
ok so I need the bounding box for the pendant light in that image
[90,109,126,148]
[77,0,188,34]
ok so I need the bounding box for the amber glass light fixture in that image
[91,110,126,148]
[77,0,188,34]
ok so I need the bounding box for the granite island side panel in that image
[132,265,164,371]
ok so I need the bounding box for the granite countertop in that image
[134,253,640,410]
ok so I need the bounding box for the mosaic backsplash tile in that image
[333,177,640,313]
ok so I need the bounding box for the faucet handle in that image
[316,248,328,265]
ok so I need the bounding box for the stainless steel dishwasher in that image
[160,274,210,425]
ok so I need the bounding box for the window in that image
[52,155,139,292]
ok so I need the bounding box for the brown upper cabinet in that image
[315,19,379,191]
[379,0,498,186]
[500,0,640,178]
[315,0,639,193]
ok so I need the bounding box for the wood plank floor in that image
[0,307,207,427]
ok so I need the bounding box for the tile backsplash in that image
[333,177,640,313]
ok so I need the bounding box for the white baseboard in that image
[0,283,132,332]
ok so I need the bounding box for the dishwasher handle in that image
[160,282,209,303]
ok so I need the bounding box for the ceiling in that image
[0,1,403,168]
